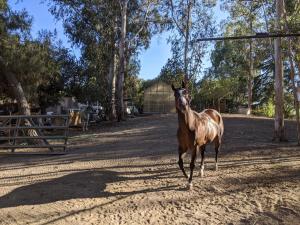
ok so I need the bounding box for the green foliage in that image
[253,99,275,118]
[193,76,239,111]
[125,74,144,112]
[48,0,165,119]
[284,92,296,119]
[164,0,216,80]
[202,0,299,114]
[159,57,184,86]
[0,1,77,111]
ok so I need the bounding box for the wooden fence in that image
[0,115,69,154]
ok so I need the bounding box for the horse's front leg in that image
[187,146,197,189]
[178,147,188,179]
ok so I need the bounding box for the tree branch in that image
[129,1,153,43]
[168,0,186,37]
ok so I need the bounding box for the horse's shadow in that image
[0,169,177,209]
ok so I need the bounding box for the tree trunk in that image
[273,0,286,141]
[283,0,300,145]
[107,48,117,121]
[183,0,192,86]
[4,72,31,115]
[116,0,127,122]
[3,71,53,148]
[1,59,52,150]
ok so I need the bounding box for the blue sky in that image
[9,0,228,80]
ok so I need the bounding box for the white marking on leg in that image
[215,163,218,171]
[200,165,204,177]
[187,182,193,190]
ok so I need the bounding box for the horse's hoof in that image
[187,182,193,190]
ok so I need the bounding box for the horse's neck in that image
[178,107,195,131]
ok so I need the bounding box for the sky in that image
[8,0,228,80]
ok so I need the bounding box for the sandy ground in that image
[0,114,299,225]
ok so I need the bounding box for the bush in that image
[253,100,275,118]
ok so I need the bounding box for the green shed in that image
[143,81,176,113]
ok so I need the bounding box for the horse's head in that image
[171,81,191,112]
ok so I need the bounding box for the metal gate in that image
[0,115,69,154]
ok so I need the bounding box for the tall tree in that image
[116,0,128,121]
[283,0,300,144]
[222,0,266,115]
[165,0,215,87]
[49,0,163,121]
[0,0,32,115]
[273,0,286,141]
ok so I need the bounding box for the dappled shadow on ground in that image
[0,114,300,225]
[0,168,178,209]
[225,167,300,191]
[238,208,300,225]
[0,114,298,169]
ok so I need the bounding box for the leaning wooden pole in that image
[283,0,300,145]
[247,18,254,116]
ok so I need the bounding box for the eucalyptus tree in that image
[116,0,163,121]
[208,40,249,107]
[282,0,300,144]
[273,0,286,141]
[159,57,184,86]
[0,0,32,114]
[49,0,164,121]
[0,0,63,115]
[222,0,269,115]
[49,0,119,119]
[164,0,215,86]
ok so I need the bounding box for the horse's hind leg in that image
[200,145,206,177]
[178,147,188,179]
[214,137,221,171]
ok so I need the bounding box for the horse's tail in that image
[218,112,224,137]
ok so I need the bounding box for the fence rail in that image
[0,114,70,153]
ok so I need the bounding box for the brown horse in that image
[172,81,224,189]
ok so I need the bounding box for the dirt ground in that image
[0,114,299,225]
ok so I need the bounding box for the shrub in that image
[253,100,275,118]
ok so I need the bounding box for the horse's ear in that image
[182,80,186,89]
[171,84,176,91]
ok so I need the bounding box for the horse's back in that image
[203,109,224,136]
[203,109,220,123]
